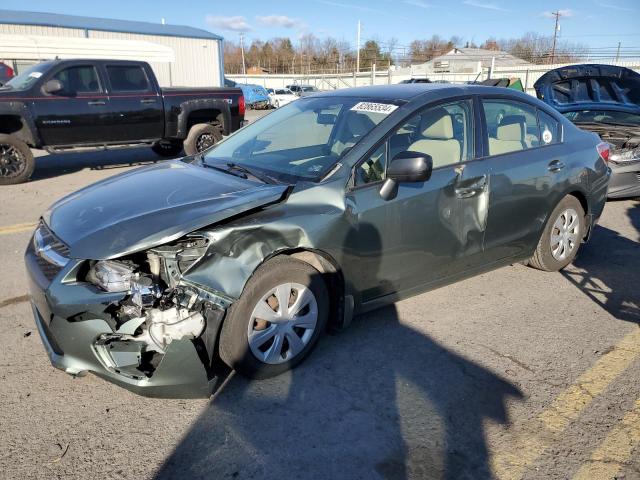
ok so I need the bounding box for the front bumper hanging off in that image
[25,241,222,399]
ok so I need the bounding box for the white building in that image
[410,47,532,75]
[0,9,224,87]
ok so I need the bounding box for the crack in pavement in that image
[0,295,30,310]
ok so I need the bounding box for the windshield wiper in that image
[198,156,275,184]
[226,162,275,184]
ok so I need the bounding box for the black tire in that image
[183,123,223,156]
[0,134,34,185]
[528,195,585,271]
[219,256,329,379]
[151,139,183,157]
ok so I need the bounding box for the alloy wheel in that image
[247,282,318,365]
[195,133,215,152]
[0,143,26,178]
[550,208,580,261]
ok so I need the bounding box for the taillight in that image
[238,95,245,116]
[596,142,610,163]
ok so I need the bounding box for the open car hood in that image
[534,64,640,114]
[44,160,289,260]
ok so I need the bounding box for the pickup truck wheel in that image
[219,256,329,379]
[151,139,183,157]
[0,134,34,185]
[183,123,223,156]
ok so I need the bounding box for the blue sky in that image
[2,0,639,53]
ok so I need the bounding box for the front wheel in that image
[183,123,223,156]
[0,134,34,185]
[219,256,329,379]
[528,195,585,271]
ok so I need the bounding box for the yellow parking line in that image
[572,397,640,480]
[493,327,640,479]
[0,222,36,236]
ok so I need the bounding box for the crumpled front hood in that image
[534,64,640,114]
[44,160,289,260]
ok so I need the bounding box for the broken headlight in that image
[86,260,135,292]
[610,146,640,164]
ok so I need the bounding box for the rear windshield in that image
[564,110,640,126]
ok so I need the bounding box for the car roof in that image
[311,83,535,102]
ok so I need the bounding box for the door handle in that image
[548,160,565,172]
[455,175,488,199]
[140,98,157,104]
[87,100,106,106]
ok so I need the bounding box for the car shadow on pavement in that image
[561,202,640,324]
[29,148,170,182]
[154,223,523,480]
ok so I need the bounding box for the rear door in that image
[34,63,110,145]
[103,63,164,142]
[465,96,564,264]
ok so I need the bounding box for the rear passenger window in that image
[483,100,540,155]
[538,110,561,145]
[106,65,151,92]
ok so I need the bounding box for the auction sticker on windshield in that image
[351,102,398,115]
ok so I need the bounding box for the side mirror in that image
[43,79,63,94]
[379,151,433,201]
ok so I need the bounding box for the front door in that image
[34,64,110,146]
[346,99,478,303]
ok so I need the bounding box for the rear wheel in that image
[528,195,585,271]
[183,123,223,156]
[219,256,329,379]
[151,139,183,157]
[0,134,34,185]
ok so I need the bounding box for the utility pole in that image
[550,10,561,64]
[356,20,361,73]
[616,41,621,62]
[239,32,246,76]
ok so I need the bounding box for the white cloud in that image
[463,0,508,11]
[314,0,388,14]
[205,15,252,32]
[594,1,632,11]
[542,9,574,18]
[404,0,433,7]
[256,15,305,29]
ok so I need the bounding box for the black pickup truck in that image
[0,59,245,184]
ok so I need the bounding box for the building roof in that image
[430,47,531,67]
[0,9,222,41]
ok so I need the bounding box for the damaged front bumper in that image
[608,161,640,199]
[25,241,226,399]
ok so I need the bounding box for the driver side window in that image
[51,66,101,96]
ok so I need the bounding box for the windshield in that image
[3,62,53,91]
[563,110,640,126]
[204,97,394,182]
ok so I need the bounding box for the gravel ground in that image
[0,111,639,479]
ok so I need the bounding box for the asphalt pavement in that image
[0,109,639,479]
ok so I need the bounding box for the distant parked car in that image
[399,78,432,84]
[0,62,14,86]
[240,84,270,109]
[474,77,524,92]
[267,88,298,108]
[535,64,640,199]
[286,84,319,97]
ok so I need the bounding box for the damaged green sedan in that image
[26,84,610,398]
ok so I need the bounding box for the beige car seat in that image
[331,112,376,156]
[408,108,461,168]
[489,115,527,155]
